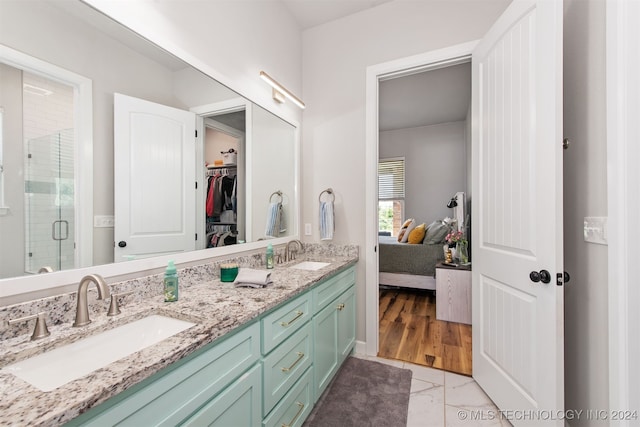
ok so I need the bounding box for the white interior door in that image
[471,0,564,423]
[114,93,196,261]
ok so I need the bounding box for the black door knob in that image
[530,270,551,284]
[539,270,551,284]
[564,272,570,283]
[118,241,127,248]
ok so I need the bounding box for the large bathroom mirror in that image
[0,0,299,301]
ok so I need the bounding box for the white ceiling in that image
[281,0,394,30]
[379,62,471,132]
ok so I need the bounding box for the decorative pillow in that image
[400,219,417,243]
[407,223,426,244]
[423,220,451,244]
[397,218,415,242]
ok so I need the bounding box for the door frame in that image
[0,44,93,271]
[192,98,252,246]
[364,41,478,355]
[607,0,639,417]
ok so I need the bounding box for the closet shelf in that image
[207,164,237,169]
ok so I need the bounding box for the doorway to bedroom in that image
[376,60,473,376]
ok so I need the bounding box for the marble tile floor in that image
[354,354,512,427]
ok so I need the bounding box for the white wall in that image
[563,0,609,421]
[84,0,303,127]
[250,105,297,241]
[301,0,510,343]
[379,121,467,225]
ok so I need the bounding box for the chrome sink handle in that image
[73,274,110,327]
[9,312,51,341]
[107,291,135,317]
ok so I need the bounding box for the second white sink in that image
[290,261,331,271]
[4,314,195,392]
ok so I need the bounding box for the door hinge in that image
[374,245,377,253]
[195,233,198,241]
[28,153,32,159]
[195,130,198,138]
[195,181,197,189]
[563,138,571,150]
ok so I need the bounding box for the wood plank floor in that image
[378,287,473,376]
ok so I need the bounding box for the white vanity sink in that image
[4,314,195,392]
[290,261,331,271]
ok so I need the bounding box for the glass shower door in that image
[25,129,75,273]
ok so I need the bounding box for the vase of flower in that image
[457,240,469,264]
[445,230,469,264]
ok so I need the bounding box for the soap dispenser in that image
[164,260,179,302]
[266,244,274,269]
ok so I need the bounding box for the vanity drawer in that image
[312,267,355,314]
[262,366,314,427]
[262,322,313,416]
[262,292,312,354]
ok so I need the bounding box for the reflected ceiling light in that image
[23,83,53,96]
[259,71,306,109]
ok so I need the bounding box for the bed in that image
[378,235,445,290]
[379,192,466,291]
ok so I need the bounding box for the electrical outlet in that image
[94,215,115,228]
[583,217,608,245]
[304,223,312,236]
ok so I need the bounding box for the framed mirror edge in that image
[0,0,302,306]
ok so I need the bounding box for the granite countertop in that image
[0,254,357,427]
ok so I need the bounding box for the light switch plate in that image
[304,223,312,236]
[583,217,608,245]
[94,215,115,228]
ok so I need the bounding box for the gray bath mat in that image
[304,357,412,427]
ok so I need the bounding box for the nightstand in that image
[435,262,472,325]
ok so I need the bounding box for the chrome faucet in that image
[73,274,110,327]
[286,240,304,262]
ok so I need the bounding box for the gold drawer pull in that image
[280,310,303,327]
[282,402,305,427]
[281,352,305,372]
[336,303,345,311]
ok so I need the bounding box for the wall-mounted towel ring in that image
[318,188,335,203]
[269,191,283,203]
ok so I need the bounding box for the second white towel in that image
[319,201,334,240]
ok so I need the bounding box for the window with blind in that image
[378,158,405,236]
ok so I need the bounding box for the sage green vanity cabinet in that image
[66,265,356,427]
[312,269,357,402]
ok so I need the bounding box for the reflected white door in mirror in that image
[114,94,197,262]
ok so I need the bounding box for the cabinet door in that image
[336,286,356,363]
[182,364,262,427]
[313,299,339,402]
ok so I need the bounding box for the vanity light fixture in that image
[259,71,306,109]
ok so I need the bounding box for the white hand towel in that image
[233,268,273,288]
[319,201,334,240]
[265,202,281,238]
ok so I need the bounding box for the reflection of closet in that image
[205,165,237,248]
[202,110,245,249]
